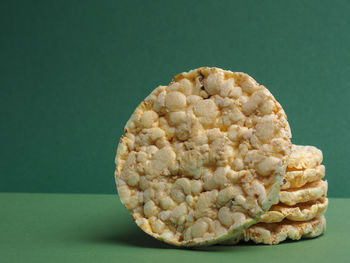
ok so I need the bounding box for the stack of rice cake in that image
[223,145,328,245]
[115,67,327,247]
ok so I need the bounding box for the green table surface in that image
[1,193,349,263]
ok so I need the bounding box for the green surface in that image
[0,193,348,262]
[1,0,350,196]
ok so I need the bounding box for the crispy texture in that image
[115,67,292,246]
[223,215,326,245]
[279,180,328,206]
[282,165,325,190]
[260,198,328,223]
[288,145,323,169]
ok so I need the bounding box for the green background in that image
[1,0,349,196]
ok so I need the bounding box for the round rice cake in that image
[115,67,292,246]
[288,145,323,169]
[260,197,328,223]
[281,165,325,190]
[223,216,326,245]
[279,180,328,206]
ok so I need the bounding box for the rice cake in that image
[282,165,325,190]
[288,145,323,169]
[260,197,328,223]
[243,215,326,245]
[223,215,326,245]
[279,180,328,206]
[115,67,292,246]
